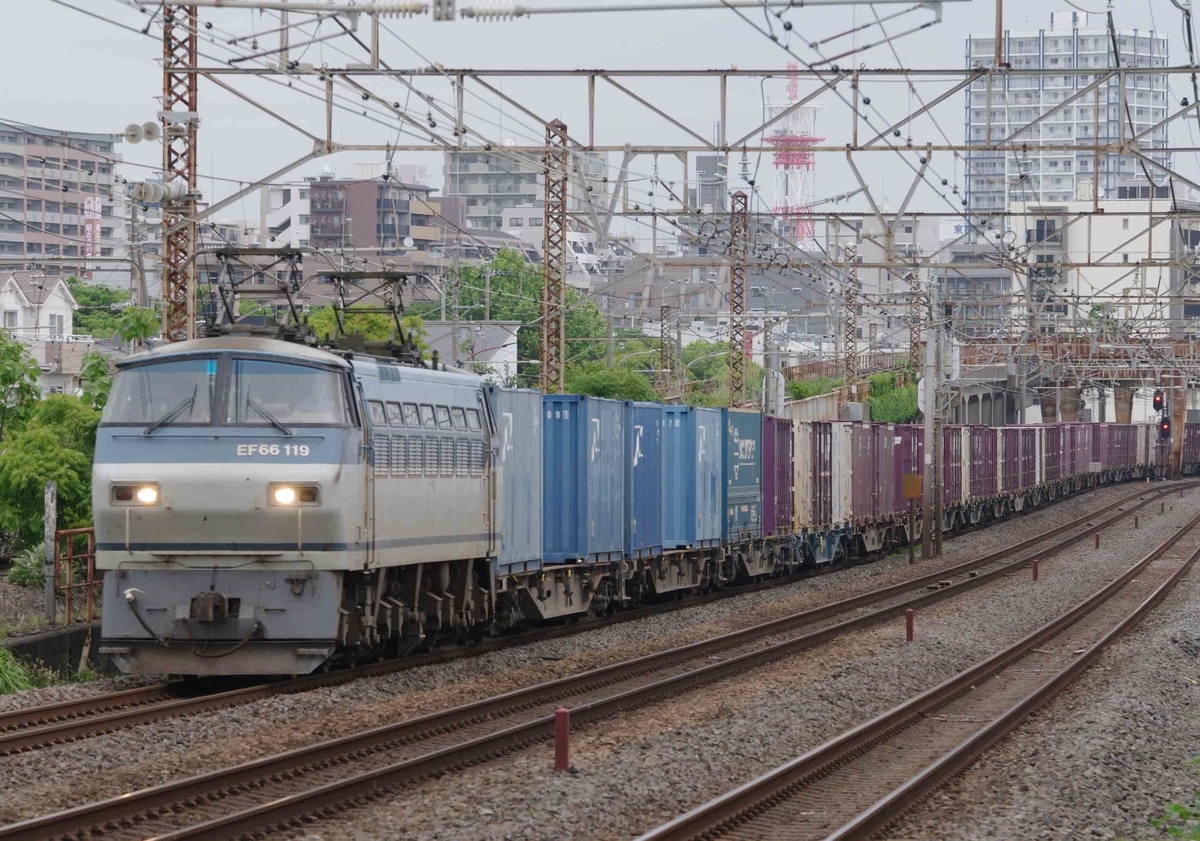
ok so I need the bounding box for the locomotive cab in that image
[95,337,367,676]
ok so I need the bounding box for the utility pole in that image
[764,319,782,416]
[451,256,461,367]
[606,297,614,368]
[161,4,199,342]
[129,201,147,308]
[921,281,937,560]
[728,191,749,406]
[483,266,492,322]
[541,119,568,394]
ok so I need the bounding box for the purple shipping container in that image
[1043,425,1062,482]
[969,426,997,498]
[1000,428,1022,492]
[762,416,795,537]
[943,426,964,506]
[811,421,833,525]
[847,422,895,520]
[893,424,923,517]
[1186,423,1200,467]
[1111,424,1135,468]
[1092,423,1110,471]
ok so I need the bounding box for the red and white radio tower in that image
[766,62,822,246]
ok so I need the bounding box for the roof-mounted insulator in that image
[461,2,524,21]
[372,2,427,17]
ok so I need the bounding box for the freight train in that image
[94,337,1172,676]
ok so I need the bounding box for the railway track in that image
[635,510,1200,841]
[1,483,1187,841]
[1,481,1170,759]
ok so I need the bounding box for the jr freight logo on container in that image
[730,427,756,480]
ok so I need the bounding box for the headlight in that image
[111,483,160,506]
[268,483,320,507]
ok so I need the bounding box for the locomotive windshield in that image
[103,357,216,426]
[102,356,350,428]
[225,359,348,426]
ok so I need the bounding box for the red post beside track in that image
[1033,559,1039,581]
[905,608,914,642]
[555,707,570,771]
[1135,515,1139,529]
[1095,533,1100,549]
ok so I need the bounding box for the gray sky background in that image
[2,0,1191,246]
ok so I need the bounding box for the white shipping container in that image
[831,422,854,524]
[793,420,816,530]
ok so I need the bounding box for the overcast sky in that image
[3,0,1191,243]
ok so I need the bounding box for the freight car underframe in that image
[796,465,1145,567]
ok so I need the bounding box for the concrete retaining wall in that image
[2,622,111,676]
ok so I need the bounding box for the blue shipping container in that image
[662,406,723,549]
[723,408,762,543]
[542,395,625,564]
[487,386,543,576]
[624,402,663,559]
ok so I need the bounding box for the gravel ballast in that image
[882,544,1200,840]
[290,488,1200,841]
[0,481,1179,827]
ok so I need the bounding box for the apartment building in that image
[0,120,128,287]
[964,12,1171,214]
[443,148,607,231]
[1009,195,1200,337]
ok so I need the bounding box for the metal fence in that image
[54,527,98,625]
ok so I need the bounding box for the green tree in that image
[79,352,112,411]
[0,332,42,441]
[306,306,428,351]
[0,426,92,550]
[410,248,610,386]
[565,364,660,401]
[118,307,159,346]
[65,276,130,339]
[26,395,100,461]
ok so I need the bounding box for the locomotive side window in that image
[436,406,452,429]
[385,402,404,426]
[402,403,419,426]
[227,360,349,425]
[367,401,386,426]
[103,358,216,426]
[420,404,436,428]
[466,408,482,431]
[451,407,466,430]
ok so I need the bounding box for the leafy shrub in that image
[6,546,43,588]
[786,376,842,401]
[0,646,32,694]
[870,382,919,424]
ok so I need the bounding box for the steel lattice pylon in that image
[659,304,672,393]
[728,191,749,406]
[540,119,568,394]
[843,243,859,387]
[162,5,198,342]
[907,270,922,370]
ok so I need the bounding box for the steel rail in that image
[636,510,1200,841]
[0,480,1159,758]
[1,484,1184,841]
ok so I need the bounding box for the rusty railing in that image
[54,527,98,625]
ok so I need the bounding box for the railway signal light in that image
[1153,389,1165,412]
[1161,417,1172,440]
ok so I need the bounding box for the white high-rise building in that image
[964,11,1171,215]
